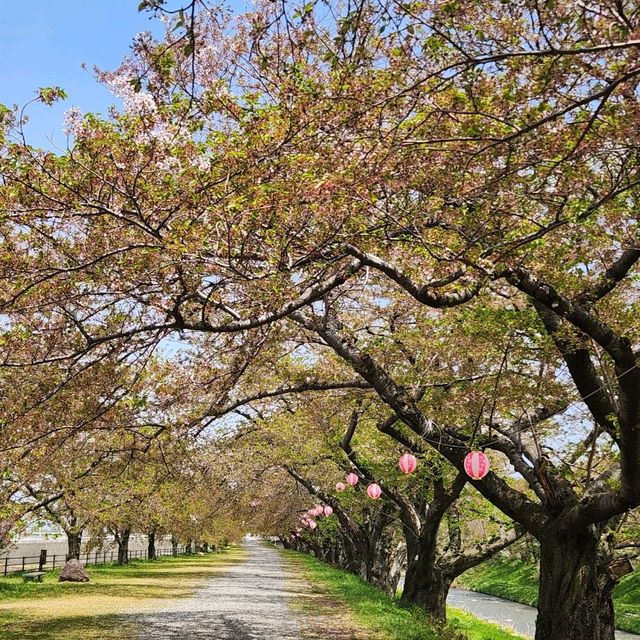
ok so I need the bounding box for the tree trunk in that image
[446,505,462,554]
[171,535,178,557]
[400,524,450,621]
[65,529,83,561]
[536,527,616,640]
[116,528,131,565]
[185,540,193,554]
[367,535,402,595]
[405,567,452,621]
[147,531,157,560]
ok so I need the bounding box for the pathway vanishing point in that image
[120,539,361,640]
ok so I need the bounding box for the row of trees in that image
[0,358,240,561]
[1,1,640,638]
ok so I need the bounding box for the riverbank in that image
[456,559,640,635]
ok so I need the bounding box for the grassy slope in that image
[0,548,242,640]
[456,559,640,635]
[286,550,525,640]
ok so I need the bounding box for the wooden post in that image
[39,549,47,572]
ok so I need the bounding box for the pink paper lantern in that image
[309,520,317,530]
[399,453,417,474]
[335,482,346,492]
[346,472,359,486]
[464,451,490,480]
[367,483,382,500]
[324,506,333,516]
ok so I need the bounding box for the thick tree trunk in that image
[171,535,178,557]
[400,525,450,621]
[338,531,363,575]
[367,536,403,595]
[116,528,131,565]
[536,527,616,640]
[446,505,462,554]
[147,531,157,560]
[401,530,420,601]
[185,540,193,554]
[65,529,83,561]
[407,568,452,621]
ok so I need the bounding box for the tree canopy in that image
[1,2,640,639]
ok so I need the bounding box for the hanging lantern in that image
[464,451,490,480]
[399,453,417,474]
[324,506,333,516]
[335,482,346,492]
[346,472,359,486]
[309,520,317,530]
[367,483,382,500]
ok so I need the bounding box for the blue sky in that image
[0,1,164,147]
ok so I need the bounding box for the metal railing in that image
[2,545,187,577]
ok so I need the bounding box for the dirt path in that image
[120,540,361,640]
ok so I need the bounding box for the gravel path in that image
[122,540,314,640]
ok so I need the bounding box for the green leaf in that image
[36,86,67,106]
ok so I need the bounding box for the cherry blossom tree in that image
[1,2,640,638]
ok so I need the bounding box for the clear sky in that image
[0,1,164,147]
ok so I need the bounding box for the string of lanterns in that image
[349,451,490,500]
[296,450,490,538]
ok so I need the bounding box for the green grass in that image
[447,609,526,640]
[285,550,524,640]
[456,558,640,635]
[456,559,538,607]
[0,548,241,640]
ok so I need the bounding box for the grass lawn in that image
[0,547,242,640]
[456,558,640,635]
[285,550,524,640]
